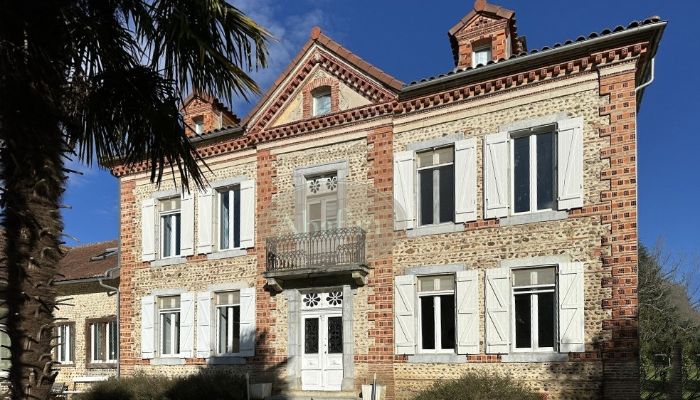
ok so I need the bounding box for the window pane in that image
[420,297,435,350]
[326,200,338,230]
[216,291,240,306]
[159,296,180,309]
[160,197,181,212]
[0,328,9,370]
[232,306,240,353]
[162,215,172,257]
[162,314,172,354]
[419,169,434,225]
[108,321,118,361]
[328,316,343,354]
[536,267,556,285]
[536,132,555,210]
[440,295,455,350]
[514,294,531,348]
[537,292,555,348]
[174,313,180,354]
[435,147,454,165]
[174,214,181,256]
[220,191,230,249]
[233,187,241,248]
[512,269,531,287]
[513,136,530,213]
[218,307,228,354]
[438,165,454,223]
[308,202,322,232]
[304,318,319,354]
[418,276,434,292]
[93,323,104,361]
[437,275,454,291]
[417,151,433,168]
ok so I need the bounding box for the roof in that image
[241,26,403,127]
[448,0,515,37]
[55,240,119,283]
[182,90,241,125]
[405,16,665,91]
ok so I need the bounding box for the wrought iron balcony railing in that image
[265,227,366,273]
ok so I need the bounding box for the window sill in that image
[499,210,567,226]
[207,249,247,260]
[150,357,186,365]
[150,257,187,268]
[206,356,247,365]
[54,362,75,368]
[501,353,568,363]
[407,353,467,364]
[406,223,463,237]
[86,363,117,369]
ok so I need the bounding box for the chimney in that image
[181,91,240,137]
[448,0,526,69]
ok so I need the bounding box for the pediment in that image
[244,31,401,132]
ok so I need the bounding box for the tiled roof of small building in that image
[406,16,664,88]
[55,240,119,282]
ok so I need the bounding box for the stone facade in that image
[109,2,664,399]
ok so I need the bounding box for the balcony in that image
[264,227,369,291]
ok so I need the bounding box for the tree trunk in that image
[669,342,683,400]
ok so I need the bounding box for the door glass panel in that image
[326,200,338,230]
[440,295,455,350]
[514,293,531,348]
[513,136,530,213]
[328,317,343,354]
[537,292,555,348]
[308,202,322,233]
[536,132,555,210]
[420,297,435,350]
[304,318,319,354]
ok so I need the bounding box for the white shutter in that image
[180,192,195,256]
[141,295,155,359]
[558,262,585,353]
[180,292,195,357]
[197,188,214,254]
[483,132,509,219]
[141,199,156,262]
[196,292,212,358]
[485,268,510,354]
[456,269,479,354]
[394,274,416,355]
[455,138,478,223]
[393,151,415,230]
[239,180,255,249]
[239,287,256,356]
[557,116,584,210]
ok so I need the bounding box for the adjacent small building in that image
[105,1,665,399]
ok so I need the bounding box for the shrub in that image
[412,372,541,400]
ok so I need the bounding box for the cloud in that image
[231,0,328,117]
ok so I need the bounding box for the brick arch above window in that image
[303,78,339,119]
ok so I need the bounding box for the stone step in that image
[267,389,359,400]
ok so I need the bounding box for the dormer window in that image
[193,116,204,134]
[312,86,332,116]
[472,43,492,67]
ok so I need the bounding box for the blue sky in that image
[64,1,698,271]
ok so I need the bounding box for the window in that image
[305,173,339,233]
[218,186,241,250]
[417,275,455,353]
[0,307,9,371]
[193,116,204,135]
[417,147,454,226]
[512,267,556,352]
[312,86,331,116]
[158,296,180,356]
[215,291,241,355]
[88,319,118,364]
[472,44,492,67]
[159,197,181,258]
[512,130,556,213]
[55,323,73,363]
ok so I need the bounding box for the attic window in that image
[312,86,332,116]
[193,116,204,134]
[472,43,492,67]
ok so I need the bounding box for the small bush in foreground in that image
[412,372,541,400]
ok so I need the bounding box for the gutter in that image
[98,266,120,378]
[401,21,666,96]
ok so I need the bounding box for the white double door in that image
[301,310,344,391]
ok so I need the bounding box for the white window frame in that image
[304,172,340,233]
[194,117,204,134]
[416,146,455,227]
[472,44,492,67]
[510,266,558,353]
[509,129,557,216]
[312,86,332,116]
[158,297,181,357]
[416,274,456,354]
[214,291,241,356]
[89,319,118,363]
[217,186,241,251]
[55,324,73,364]
[159,198,181,259]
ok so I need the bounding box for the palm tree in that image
[0,1,270,398]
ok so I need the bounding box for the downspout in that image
[635,57,655,93]
[98,266,120,378]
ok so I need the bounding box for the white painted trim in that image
[405,264,466,275]
[406,133,464,152]
[499,113,569,132]
[499,210,567,226]
[207,249,248,260]
[150,257,187,268]
[499,255,571,269]
[501,353,568,363]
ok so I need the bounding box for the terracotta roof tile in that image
[56,240,119,282]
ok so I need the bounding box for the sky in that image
[63,0,699,274]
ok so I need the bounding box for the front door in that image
[301,292,344,391]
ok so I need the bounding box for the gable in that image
[243,29,401,133]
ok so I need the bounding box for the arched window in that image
[312,86,332,116]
